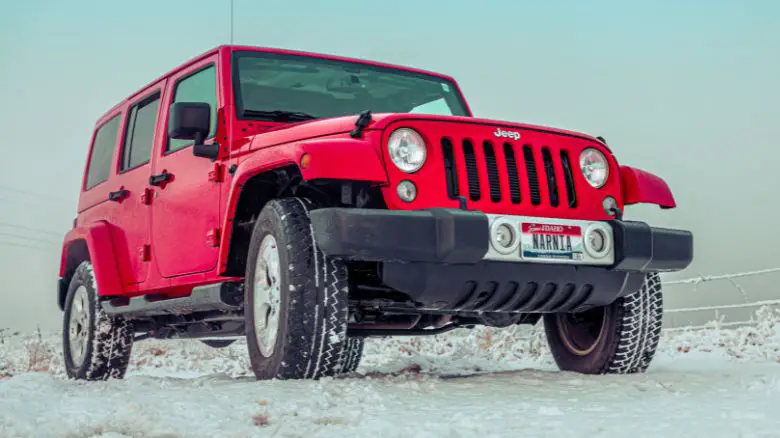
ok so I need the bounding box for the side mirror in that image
[168,102,219,160]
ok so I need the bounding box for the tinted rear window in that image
[85,114,120,189]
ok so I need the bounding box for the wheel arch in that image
[58,222,124,310]
[219,158,388,277]
[220,164,304,277]
[218,136,389,276]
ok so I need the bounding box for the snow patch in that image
[1,306,778,437]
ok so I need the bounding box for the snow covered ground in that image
[1,306,778,438]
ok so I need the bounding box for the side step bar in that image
[102,282,244,318]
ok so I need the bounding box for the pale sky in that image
[1,0,778,331]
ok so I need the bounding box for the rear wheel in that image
[62,261,135,380]
[543,272,663,374]
[244,198,351,380]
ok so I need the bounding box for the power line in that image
[0,240,55,252]
[0,185,73,205]
[0,222,63,237]
[0,232,59,246]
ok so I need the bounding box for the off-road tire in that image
[245,198,350,380]
[543,272,663,374]
[341,337,365,374]
[62,261,134,380]
[200,339,236,348]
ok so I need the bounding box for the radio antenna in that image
[229,0,235,43]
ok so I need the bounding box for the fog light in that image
[584,224,611,258]
[490,220,517,254]
[397,180,417,202]
[495,223,515,248]
[588,229,606,253]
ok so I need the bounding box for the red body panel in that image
[619,165,676,209]
[149,54,223,279]
[63,44,679,303]
[298,137,388,182]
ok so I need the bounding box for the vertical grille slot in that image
[483,141,501,202]
[441,138,460,200]
[560,150,578,208]
[541,147,559,207]
[463,140,481,201]
[522,145,541,205]
[503,143,522,203]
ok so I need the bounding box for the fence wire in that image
[662,267,780,331]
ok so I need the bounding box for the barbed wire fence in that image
[662,267,780,332]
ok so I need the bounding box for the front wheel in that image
[200,339,236,348]
[244,198,351,380]
[341,337,365,374]
[543,272,663,374]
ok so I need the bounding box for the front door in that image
[107,83,165,285]
[150,57,221,278]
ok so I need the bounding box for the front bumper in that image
[309,208,693,312]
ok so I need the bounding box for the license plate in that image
[520,222,584,261]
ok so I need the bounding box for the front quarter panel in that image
[298,134,388,183]
[619,165,677,209]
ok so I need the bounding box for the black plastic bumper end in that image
[309,208,489,264]
[610,220,693,272]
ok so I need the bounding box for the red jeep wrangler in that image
[59,45,693,381]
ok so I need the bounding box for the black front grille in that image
[441,137,578,208]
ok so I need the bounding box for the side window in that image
[85,114,121,190]
[167,65,217,153]
[121,92,161,171]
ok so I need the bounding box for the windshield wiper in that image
[242,109,318,122]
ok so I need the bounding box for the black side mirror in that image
[168,102,219,160]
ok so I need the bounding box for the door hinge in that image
[141,188,154,205]
[208,163,224,183]
[206,228,221,247]
[138,244,152,261]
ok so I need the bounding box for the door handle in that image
[108,188,129,202]
[149,171,172,187]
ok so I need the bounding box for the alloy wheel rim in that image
[68,285,91,366]
[556,307,608,356]
[253,234,282,357]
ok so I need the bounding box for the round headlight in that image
[579,148,609,188]
[388,128,427,173]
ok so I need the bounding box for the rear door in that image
[150,56,221,278]
[108,82,165,285]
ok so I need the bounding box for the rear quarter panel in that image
[60,221,125,298]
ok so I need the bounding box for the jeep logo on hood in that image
[494,127,521,141]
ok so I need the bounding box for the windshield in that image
[232,51,470,122]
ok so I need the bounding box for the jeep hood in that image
[247,113,606,150]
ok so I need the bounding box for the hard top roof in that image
[94,45,457,125]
